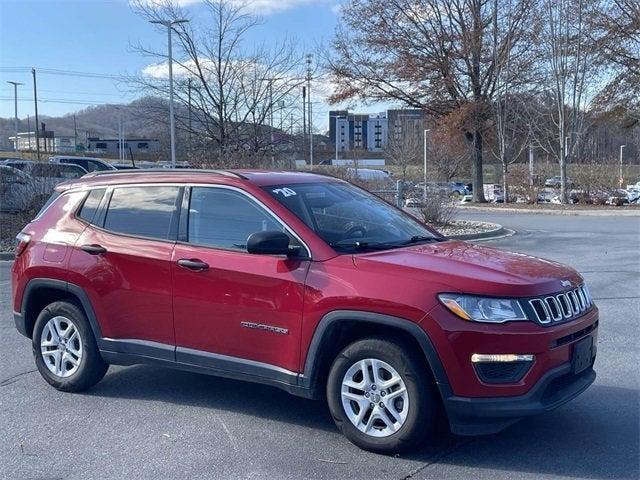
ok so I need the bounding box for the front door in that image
[172,186,310,374]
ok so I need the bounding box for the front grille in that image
[528,285,592,325]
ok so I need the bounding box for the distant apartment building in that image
[330,111,389,152]
[387,109,426,141]
[329,108,425,153]
[87,137,160,154]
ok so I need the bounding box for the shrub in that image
[416,193,457,227]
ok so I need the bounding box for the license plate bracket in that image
[572,336,593,374]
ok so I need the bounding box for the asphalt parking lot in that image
[1,212,639,480]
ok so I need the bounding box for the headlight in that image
[438,294,527,323]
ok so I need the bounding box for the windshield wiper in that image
[398,235,443,246]
[330,236,442,251]
[329,240,400,251]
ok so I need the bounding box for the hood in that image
[353,240,582,297]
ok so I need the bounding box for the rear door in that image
[171,185,310,373]
[68,185,182,350]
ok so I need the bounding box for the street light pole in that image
[334,116,345,164]
[619,144,626,188]
[423,129,430,201]
[150,18,189,168]
[7,81,23,152]
[306,54,313,169]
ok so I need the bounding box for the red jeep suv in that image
[11,170,598,453]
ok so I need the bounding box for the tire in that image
[326,337,438,454]
[32,300,108,392]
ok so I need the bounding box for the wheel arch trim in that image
[301,310,450,392]
[20,278,103,341]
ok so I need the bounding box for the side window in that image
[78,160,98,172]
[104,186,180,240]
[58,165,84,178]
[188,187,297,251]
[77,189,105,224]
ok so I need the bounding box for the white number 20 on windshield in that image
[272,187,297,197]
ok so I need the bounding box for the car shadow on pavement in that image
[88,368,639,479]
[87,364,337,433]
[410,384,639,480]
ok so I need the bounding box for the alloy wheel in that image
[341,358,410,437]
[40,316,83,378]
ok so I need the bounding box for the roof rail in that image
[84,169,245,179]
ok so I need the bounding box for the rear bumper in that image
[444,362,596,435]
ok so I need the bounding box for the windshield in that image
[264,182,440,252]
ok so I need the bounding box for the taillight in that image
[15,232,31,257]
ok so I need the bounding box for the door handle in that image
[177,258,209,271]
[80,244,107,255]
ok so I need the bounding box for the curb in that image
[457,205,640,216]
[446,222,513,241]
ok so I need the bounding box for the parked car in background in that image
[49,156,116,172]
[0,165,33,212]
[346,167,392,182]
[415,181,469,198]
[3,160,87,210]
[605,190,631,206]
[545,176,574,188]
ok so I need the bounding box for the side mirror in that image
[247,231,292,256]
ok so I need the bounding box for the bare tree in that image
[590,0,640,125]
[129,0,307,166]
[328,0,534,202]
[384,117,423,180]
[535,0,601,202]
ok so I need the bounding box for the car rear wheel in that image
[326,337,438,453]
[32,301,108,392]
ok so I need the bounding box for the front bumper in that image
[420,303,599,435]
[444,362,596,435]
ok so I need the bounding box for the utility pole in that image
[32,68,41,160]
[150,18,189,168]
[73,114,78,151]
[270,79,275,167]
[187,77,192,156]
[306,54,313,169]
[423,129,430,201]
[302,86,306,164]
[527,143,534,188]
[619,144,626,188]
[7,81,23,152]
[27,115,31,151]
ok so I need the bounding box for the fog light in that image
[471,354,534,363]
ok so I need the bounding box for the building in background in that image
[87,137,160,155]
[329,108,425,154]
[9,130,66,152]
[387,109,426,142]
[332,111,388,153]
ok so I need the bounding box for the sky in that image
[0,0,369,131]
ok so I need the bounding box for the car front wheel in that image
[326,337,438,453]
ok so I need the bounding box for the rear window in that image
[103,186,180,240]
[77,189,105,224]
